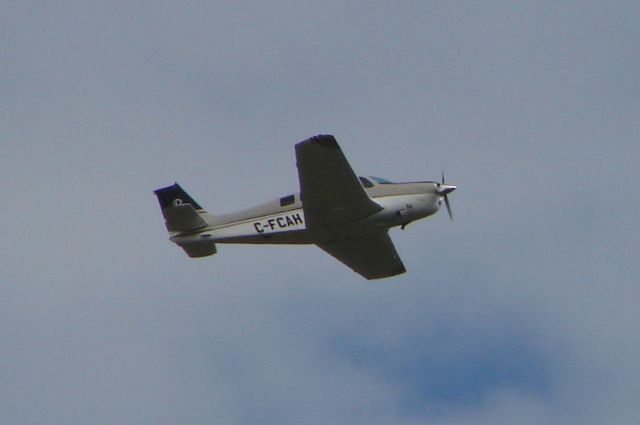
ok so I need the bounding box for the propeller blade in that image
[444,194,453,221]
[439,170,455,220]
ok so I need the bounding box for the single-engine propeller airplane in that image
[154,135,456,280]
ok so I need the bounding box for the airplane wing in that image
[295,135,382,229]
[316,231,406,280]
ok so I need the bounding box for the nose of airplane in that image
[436,172,457,220]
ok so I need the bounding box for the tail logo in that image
[173,198,183,206]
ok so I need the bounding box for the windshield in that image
[369,176,394,184]
[359,177,374,188]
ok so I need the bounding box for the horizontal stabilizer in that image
[161,204,208,232]
[179,240,217,258]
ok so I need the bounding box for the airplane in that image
[154,134,456,280]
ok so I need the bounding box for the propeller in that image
[437,171,456,221]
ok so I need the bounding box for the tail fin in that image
[154,183,217,258]
[154,183,209,233]
[154,183,205,212]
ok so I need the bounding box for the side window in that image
[280,194,295,206]
[359,177,374,188]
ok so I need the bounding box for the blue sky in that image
[2,2,639,424]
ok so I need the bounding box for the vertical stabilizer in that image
[154,183,205,212]
[154,183,209,233]
[154,183,217,257]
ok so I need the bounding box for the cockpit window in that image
[280,194,295,206]
[370,176,394,184]
[359,177,374,188]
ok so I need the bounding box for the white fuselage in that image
[170,180,444,247]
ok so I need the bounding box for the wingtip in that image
[313,134,337,147]
[296,134,338,149]
[393,263,407,277]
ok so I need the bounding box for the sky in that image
[2,1,639,424]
